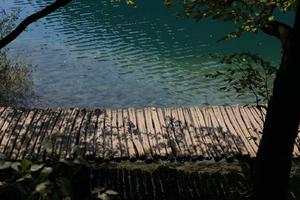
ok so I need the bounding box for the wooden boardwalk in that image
[0,105,299,162]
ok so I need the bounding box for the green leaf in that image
[11,162,20,171]
[20,159,32,172]
[105,190,118,196]
[36,180,52,193]
[0,161,12,170]
[98,193,109,200]
[31,164,44,172]
[16,173,32,182]
[91,187,106,194]
[39,167,53,181]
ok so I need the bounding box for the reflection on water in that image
[3,0,284,108]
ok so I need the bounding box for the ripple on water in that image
[5,0,283,108]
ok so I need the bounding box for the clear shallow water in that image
[2,0,290,108]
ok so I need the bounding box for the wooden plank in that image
[182,108,208,159]
[215,106,249,157]
[0,109,23,158]
[238,107,262,141]
[218,106,254,157]
[136,108,152,161]
[170,108,191,159]
[23,109,51,160]
[211,106,242,156]
[0,107,16,144]
[260,106,267,116]
[293,140,300,157]
[111,109,121,160]
[225,106,257,157]
[191,106,219,158]
[17,109,44,160]
[230,106,259,155]
[176,108,199,160]
[122,109,137,161]
[250,106,265,124]
[242,106,264,142]
[294,137,300,157]
[128,108,146,160]
[94,110,104,162]
[244,106,264,130]
[78,110,91,158]
[33,109,60,161]
[252,105,266,117]
[296,129,300,157]
[50,109,72,157]
[67,109,86,159]
[10,110,37,160]
[0,107,6,117]
[117,109,129,160]
[247,106,297,155]
[85,110,99,160]
[156,108,174,160]
[150,107,169,159]
[4,110,30,160]
[103,109,112,161]
[164,108,183,159]
[205,106,235,159]
[144,108,160,159]
[60,109,79,159]
[0,107,11,131]
[237,106,262,146]
[188,107,213,159]
[194,106,223,160]
[43,108,67,160]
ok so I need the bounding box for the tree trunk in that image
[253,4,300,200]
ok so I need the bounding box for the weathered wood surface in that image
[0,105,299,162]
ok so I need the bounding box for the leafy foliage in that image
[0,51,33,106]
[0,8,18,39]
[0,8,33,106]
[0,158,120,200]
[162,0,297,40]
[206,53,277,105]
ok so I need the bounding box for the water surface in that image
[3,0,287,108]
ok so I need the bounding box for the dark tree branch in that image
[260,21,293,47]
[0,0,72,50]
[258,1,293,46]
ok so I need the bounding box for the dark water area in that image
[2,0,293,108]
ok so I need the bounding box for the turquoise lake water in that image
[2,0,292,108]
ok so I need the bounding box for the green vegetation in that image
[206,53,277,106]
[0,51,33,106]
[165,0,296,41]
[0,9,33,106]
[1,158,300,200]
[0,157,120,200]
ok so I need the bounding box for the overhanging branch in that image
[0,0,72,50]
[261,21,292,46]
[258,1,292,46]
